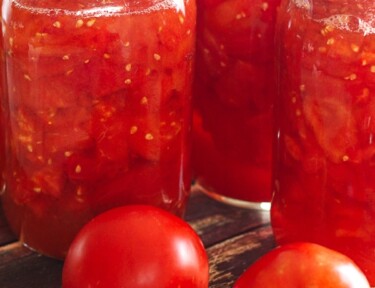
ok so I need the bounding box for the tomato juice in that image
[192,0,280,205]
[272,0,375,283]
[1,0,196,259]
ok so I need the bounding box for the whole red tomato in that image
[234,242,370,288]
[62,205,209,288]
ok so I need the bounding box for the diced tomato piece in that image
[214,60,272,110]
[65,153,100,181]
[91,101,130,163]
[203,0,278,61]
[128,112,183,162]
[302,75,358,163]
[30,167,66,198]
[90,162,168,213]
[7,164,65,204]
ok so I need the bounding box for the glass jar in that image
[192,0,280,208]
[272,0,375,283]
[1,0,196,259]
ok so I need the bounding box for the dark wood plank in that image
[0,242,63,287]
[0,242,34,268]
[207,225,275,287]
[0,253,63,288]
[0,190,275,288]
[187,187,271,247]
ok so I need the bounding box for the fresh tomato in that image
[234,242,370,288]
[62,205,209,288]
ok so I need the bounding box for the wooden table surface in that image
[0,186,276,288]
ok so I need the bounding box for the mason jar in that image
[272,0,375,283]
[1,0,196,259]
[192,0,280,208]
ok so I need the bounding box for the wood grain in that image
[0,187,274,287]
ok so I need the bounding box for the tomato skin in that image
[234,242,370,288]
[62,205,209,288]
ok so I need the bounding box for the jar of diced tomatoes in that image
[1,0,196,259]
[192,0,280,207]
[272,0,375,284]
